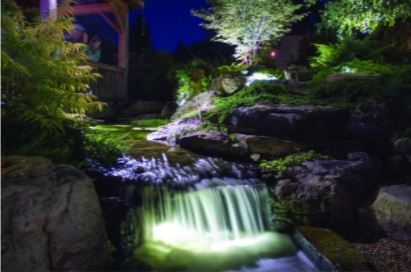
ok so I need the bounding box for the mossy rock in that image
[298,226,371,271]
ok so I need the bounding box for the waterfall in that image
[139,184,271,251]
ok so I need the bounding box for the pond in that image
[86,122,318,272]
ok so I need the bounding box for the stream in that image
[87,123,318,271]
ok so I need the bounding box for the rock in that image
[387,155,411,176]
[361,185,411,243]
[326,72,381,84]
[179,131,246,159]
[1,156,111,271]
[347,103,391,148]
[147,117,202,145]
[394,138,411,155]
[161,102,178,119]
[297,226,370,271]
[171,91,216,120]
[210,74,245,94]
[122,101,165,117]
[228,104,351,140]
[271,157,381,225]
[235,134,303,158]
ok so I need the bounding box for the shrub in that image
[1,0,103,163]
[176,59,213,105]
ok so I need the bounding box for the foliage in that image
[310,38,394,70]
[317,0,411,35]
[214,63,247,76]
[2,118,87,165]
[193,0,303,65]
[1,0,103,163]
[176,59,213,105]
[259,151,329,173]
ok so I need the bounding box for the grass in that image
[129,119,170,128]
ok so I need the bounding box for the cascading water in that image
[89,125,317,271]
[140,185,271,251]
[129,183,316,271]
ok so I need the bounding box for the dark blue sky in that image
[140,0,210,51]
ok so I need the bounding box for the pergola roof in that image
[74,0,144,9]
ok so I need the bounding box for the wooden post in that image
[118,10,128,68]
[122,10,129,101]
[40,0,57,19]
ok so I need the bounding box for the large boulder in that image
[147,117,202,145]
[347,103,391,150]
[228,104,351,140]
[210,74,245,95]
[359,184,411,244]
[171,91,216,120]
[235,134,303,158]
[179,131,245,159]
[394,137,411,155]
[271,154,381,225]
[326,72,381,84]
[1,156,111,271]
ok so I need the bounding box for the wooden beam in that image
[70,4,113,16]
[98,12,120,33]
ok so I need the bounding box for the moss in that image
[179,110,200,119]
[259,151,329,173]
[298,226,371,271]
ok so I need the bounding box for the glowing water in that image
[140,185,271,251]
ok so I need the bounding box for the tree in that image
[193,0,303,65]
[308,0,411,35]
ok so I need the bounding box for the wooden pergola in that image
[40,0,144,102]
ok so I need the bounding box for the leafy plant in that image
[1,0,103,162]
[259,151,329,173]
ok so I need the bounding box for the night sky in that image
[141,0,210,51]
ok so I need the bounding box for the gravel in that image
[354,238,411,272]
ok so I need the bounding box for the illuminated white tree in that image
[193,0,303,65]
